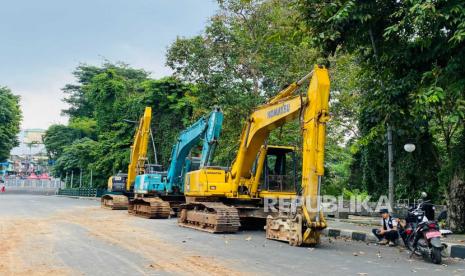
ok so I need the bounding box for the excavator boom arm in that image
[200,107,224,167]
[166,107,223,189]
[126,107,152,191]
[228,73,313,190]
[301,67,330,225]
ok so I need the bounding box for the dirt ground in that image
[0,218,70,275]
[1,195,464,276]
[0,205,243,276]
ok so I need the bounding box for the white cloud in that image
[9,69,73,129]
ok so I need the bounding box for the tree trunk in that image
[448,172,465,232]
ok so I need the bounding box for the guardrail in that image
[3,186,58,195]
[3,179,64,195]
[57,188,106,197]
[2,179,109,197]
[5,178,64,189]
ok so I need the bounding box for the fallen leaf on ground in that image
[245,236,252,241]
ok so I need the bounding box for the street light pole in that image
[387,125,394,209]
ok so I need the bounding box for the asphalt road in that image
[0,194,464,276]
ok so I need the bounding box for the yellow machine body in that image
[182,66,331,245]
[126,107,152,191]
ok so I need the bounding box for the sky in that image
[0,0,218,130]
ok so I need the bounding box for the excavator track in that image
[101,194,128,210]
[128,197,171,219]
[178,202,241,233]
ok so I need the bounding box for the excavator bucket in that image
[101,194,129,210]
[265,211,326,246]
[265,214,304,246]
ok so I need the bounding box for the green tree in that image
[48,62,201,188]
[300,0,465,230]
[43,124,82,160]
[0,87,22,161]
[53,138,99,186]
[166,0,360,181]
[140,78,199,165]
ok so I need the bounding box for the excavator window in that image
[144,164,164,174]
[262,147,296,192]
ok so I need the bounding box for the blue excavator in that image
[127,107,223,218]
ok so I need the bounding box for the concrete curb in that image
[321,227,465,259]
[447,243,465,259]
[326,218,379,226]
[322,227,378,243]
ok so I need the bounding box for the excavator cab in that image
[184,157,201,175]
[108,173,128,193]
[144,164,164,174]
[102,173,130,210]
[261,146,297,193]
[134,164,167,195]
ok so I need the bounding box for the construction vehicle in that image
[101,173,129,209]
[101,107,153,210]
[128,107,224,218]
[179,65,330,246]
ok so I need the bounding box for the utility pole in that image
[369,28,395,208]
[149,128,158,165]
[90,169,93,188]
[387,124,394,209]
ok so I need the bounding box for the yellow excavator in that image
[179,65,330,246]
[101,107,154,210]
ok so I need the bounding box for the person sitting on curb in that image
[372,208,399,246]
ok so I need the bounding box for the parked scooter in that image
[403,193,446,264]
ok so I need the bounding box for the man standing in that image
[372,208,399,246]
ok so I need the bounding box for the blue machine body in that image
[133,107,223,195]
[133,164,166,195]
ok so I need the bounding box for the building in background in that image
[11,129,46,156]
[9,129,50,178]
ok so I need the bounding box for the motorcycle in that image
[403,194,446,264]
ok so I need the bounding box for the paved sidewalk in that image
[324,218,465,259]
